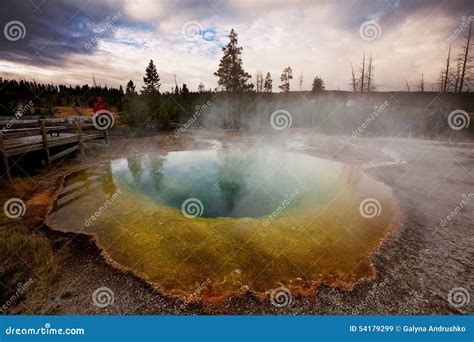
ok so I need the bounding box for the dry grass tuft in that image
[0,227,63,312]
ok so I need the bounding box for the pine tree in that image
[181,84,189,96]
[311,76,325,92]
[125,80,136,95]
[198,82,206,93]
[142,59,161,95]
[214,29,253,92]
[279,66,293,92]
[264,72,272,92]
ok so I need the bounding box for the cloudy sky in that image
[0,0,473,91]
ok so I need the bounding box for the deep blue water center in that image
[109,149,332,218]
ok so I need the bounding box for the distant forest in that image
[0,27,473,139]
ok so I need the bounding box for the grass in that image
[0,227,63,312]
[0,177,64,313]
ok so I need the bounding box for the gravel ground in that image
[5,129,473,315]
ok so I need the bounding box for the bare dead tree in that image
[459,21,472,92]
[360,52,365,93]
[418,73,424,92]
[452,58,462,93]
[365,55,375,92]
[437,70,446,92]
[442,44,452,92]
[299,71,303,91]
[350,63,357,91]
[255,71,264,92]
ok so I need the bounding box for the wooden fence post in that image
[0,133,11,180]
[104,128,109,145]
[77,117,84,155]
[39,119,51,166]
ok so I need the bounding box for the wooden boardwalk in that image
[0,116,108,180]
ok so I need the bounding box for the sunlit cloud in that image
[0,0,472,91]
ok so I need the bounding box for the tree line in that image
[1,26,472,133]
[0,78,123,116]
[435,21,473,93]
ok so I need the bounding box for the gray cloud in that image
[1,0,472,67]
[0,0,473,90]
[0,0,127,65]
[332,0,473,30]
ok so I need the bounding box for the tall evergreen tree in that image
[311,76,325,92]
[264,72,272,92]
[142,60,161,94]
[214,29,253,92]
[181,84,189,96]
[279,66,293,92]
[125,80,136,95]
[198,82,206,93]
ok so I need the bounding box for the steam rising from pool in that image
[47,149,399,301]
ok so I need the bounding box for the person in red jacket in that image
[93,96,109,113]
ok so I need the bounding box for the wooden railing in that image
[0,116,108,180]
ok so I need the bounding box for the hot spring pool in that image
[47,149,399,300]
